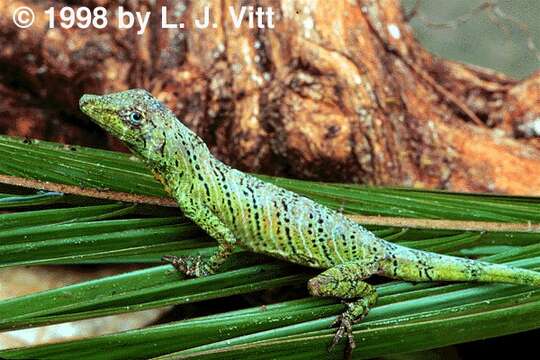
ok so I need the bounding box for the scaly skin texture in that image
[80,89,540,358]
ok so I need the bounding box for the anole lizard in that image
[80,89,540,358]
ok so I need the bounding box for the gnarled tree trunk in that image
[1,0,539,194]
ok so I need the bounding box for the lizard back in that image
[188,160,386,269]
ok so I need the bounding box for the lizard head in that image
[80,89,174,163]
[80,88,212,183]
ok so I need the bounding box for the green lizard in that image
[80,89,540,357]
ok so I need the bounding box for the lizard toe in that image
[329,313,356,360]
[163,255,213,277]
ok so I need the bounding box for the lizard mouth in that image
[79,94,117,129]
[79,94,105,121]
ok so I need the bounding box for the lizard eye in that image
[128,111,144,125]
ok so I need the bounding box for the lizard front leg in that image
[307,262,379,360]
[163,197,237,278]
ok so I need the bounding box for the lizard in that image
[79,89,540,358]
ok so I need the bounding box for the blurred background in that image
[1,0,539,191]
[403,0,539,79]
[0,0,539,357]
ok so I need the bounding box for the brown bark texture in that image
[0,0,539,194]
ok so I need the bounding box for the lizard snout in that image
[79,94,100,113]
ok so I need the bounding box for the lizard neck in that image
[141,117,217,196]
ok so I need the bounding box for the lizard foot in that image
[162,255,212,277]
[329,312,355,357]
[328,299,371,360]
[308,265,377,360]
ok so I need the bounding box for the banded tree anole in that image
[80,89,540,358]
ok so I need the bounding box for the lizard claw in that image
[328,299,372,360]
[329,313,356,360]
[161,255,177,264]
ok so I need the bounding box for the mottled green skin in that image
[80,89,540,356]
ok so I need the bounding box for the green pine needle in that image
[0,134,539,359]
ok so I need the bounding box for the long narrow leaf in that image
[0,135,540,359]
[2,135,540,221]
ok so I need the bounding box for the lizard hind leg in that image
[307,262,378,359]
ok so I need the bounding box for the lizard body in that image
[80,89,540,357]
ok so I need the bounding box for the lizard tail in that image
[379,243,540,287]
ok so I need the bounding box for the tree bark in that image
[1,0,539,194]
